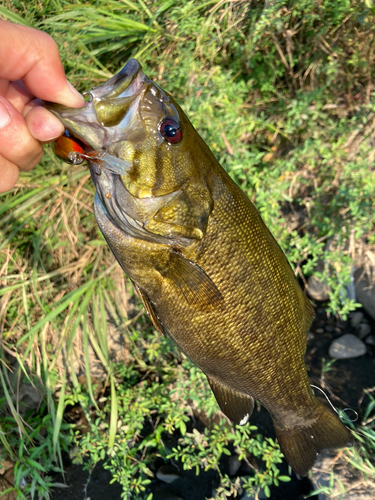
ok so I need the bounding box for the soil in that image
[49,305,375,500]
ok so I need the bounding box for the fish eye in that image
[159,117,182,144]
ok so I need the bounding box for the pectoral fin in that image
[158,251,224,310]
[132,281,167,337]
[208,377,254,426]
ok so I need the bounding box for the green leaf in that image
[25,459,46,473]
[278,476,291,482]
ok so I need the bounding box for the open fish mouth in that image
[44,59,148,151]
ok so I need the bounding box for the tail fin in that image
[274,400,352,476]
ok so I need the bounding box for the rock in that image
[329,334,367,359]
[365,335,375,346]
[153,485,184,500]
[0,460,14,475]
[3,362,44,415]
[156,464,182,484]
[354,268,375,320]
[0,463,16,500]
[240,486,267,500]
[312,450,375,500]
[307,274,330,301]
[350,311,364,328]
[228,454,241,476]
[0,478,17,500]
[356,322,371,339]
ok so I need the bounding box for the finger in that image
[24,103,65,142]
[0,78,10,97]
[0,21,84,108]
[2,80,34,113]
[0,154,19,193]
[0,95,43,171]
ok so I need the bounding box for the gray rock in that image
[365,335,375,346]
[354,268,375,320]
[312,450,375,500]
[156,464,181,484]
[153,486,184,500]
[241,488,267,500]
[228,454,241,476]
[307,259,330,301]
[350,311,364,328]
[329,334,367,359]
[356,322,371,339]
[307,274,330,301]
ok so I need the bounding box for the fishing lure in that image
[53,131,131,176]
[52,130,85,164]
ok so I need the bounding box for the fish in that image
[45,59,352,476]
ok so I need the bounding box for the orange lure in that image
[53,130,87,164]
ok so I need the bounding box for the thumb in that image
[0,21,84,108]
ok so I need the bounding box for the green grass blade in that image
[16,280,95,350]
[53,381,65,457]
[0,367,30,440]
[108,376,118,449]
[0,423,14,458]
[82,313,99,410]
[0,6,33,26]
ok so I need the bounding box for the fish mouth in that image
[45,59,147,151]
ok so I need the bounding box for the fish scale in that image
[46,58,352,476]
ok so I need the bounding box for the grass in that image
[0,0,375,499]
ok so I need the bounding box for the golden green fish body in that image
[46,59,351,475]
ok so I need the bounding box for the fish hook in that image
[68,149,107,175]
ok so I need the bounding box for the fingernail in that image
[66,80,85,105]
[0,101,11,129]
[55,80,84,108]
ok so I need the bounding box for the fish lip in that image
[90,58,142,99]
[44,59,145,150]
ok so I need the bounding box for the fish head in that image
[46,59,212,199]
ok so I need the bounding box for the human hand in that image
[0,20,84,193]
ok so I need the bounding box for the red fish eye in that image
[160,118,182,144]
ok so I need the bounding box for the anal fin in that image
[208,377,254,426]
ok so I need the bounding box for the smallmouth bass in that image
[46,59,351,476]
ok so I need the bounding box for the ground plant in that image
[0,0,375,499]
